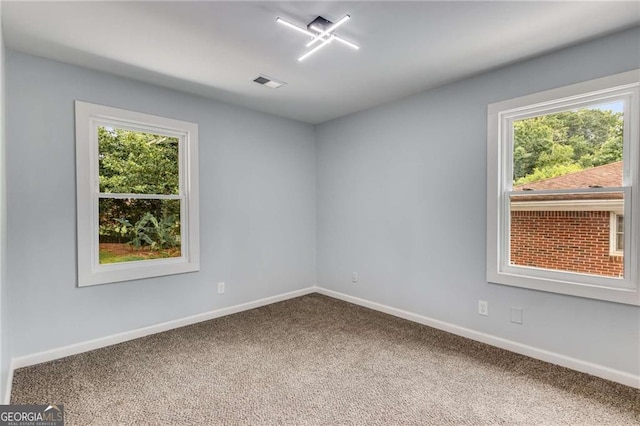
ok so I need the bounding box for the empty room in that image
[0,1,638,425]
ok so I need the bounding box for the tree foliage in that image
[116,212,180,249]
[513,107,623,186]
[99,126,179,194]
[98,127,181,248]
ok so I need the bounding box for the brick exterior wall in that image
[510,210,623,277]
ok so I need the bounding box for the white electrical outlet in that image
[352,272,358,283]
[511,307,523,324]
[217,282,225,294]
[478,300,489,316]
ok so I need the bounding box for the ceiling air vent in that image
[253,75,286,89]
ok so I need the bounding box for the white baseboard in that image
[314,287,640,389]
[6,286,316,399]
[3,360,14,404]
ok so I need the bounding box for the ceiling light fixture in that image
[276,15,359,62]
[306,15,350,47]
[276,17,312,36]
[309,25,359,50]
[298,35,335,62]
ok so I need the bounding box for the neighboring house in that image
[511,161,623,277]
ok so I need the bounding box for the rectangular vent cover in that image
[253,76,270,85]
[253,75,286,89]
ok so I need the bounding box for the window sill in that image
[79,260,200,287]
[488,269,639,306]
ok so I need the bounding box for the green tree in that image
[98,127,181,247]
[98,126,179,195]
[536,144,575,168]
[590,135,623,167]
[513,107,623,185]
[513,118,554,180]
[515,163,583,186]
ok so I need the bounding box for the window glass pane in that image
[513,101,624,190]
[99,126,179,195]
[616,215,624,251]
[509,191,624,278]
[99,198,181,264]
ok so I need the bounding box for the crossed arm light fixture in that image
[276,15,359,62]
[298,35,336,62]
[306,15,351,47]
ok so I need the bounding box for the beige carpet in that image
[11,293,640,425]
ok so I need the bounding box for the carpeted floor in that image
[11,293,640,425]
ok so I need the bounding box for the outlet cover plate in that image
[478,300,489,316]
[511,307,523,324]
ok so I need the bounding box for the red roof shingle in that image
[515,161,622,191]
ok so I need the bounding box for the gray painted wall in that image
[316,27,640,375]
[6,51,316,358]
[0,1,10,402]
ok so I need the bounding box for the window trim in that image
[76,101,200,287]
[487,70,639,306]
[609,213,624,257]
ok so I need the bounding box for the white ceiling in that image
[2,1,639,124]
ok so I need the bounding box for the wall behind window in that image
[6,51,316,358]
[316,26,640,376]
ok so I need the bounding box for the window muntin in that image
[487,70,639,305]
[76,102,199,286]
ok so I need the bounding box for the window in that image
[76,101,199,286]
[487,70,639,305]
[610,213,624,256]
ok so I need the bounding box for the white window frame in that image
[75,101,199,287]
[487,70,639,306]
[609,213,624,257]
